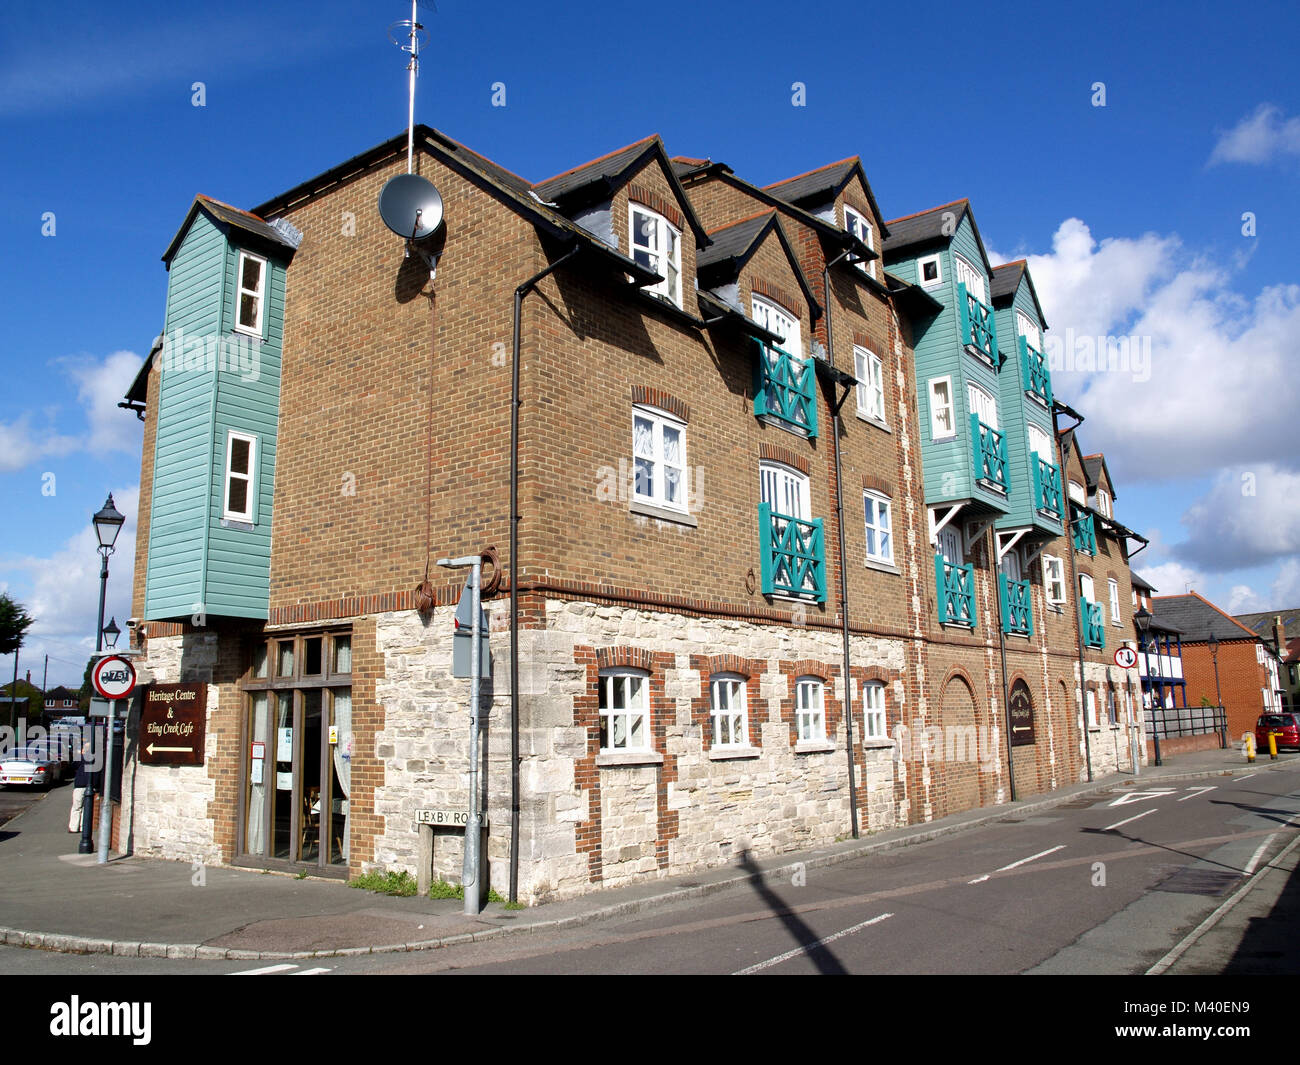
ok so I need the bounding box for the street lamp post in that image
[1135,606,1161,767]
[81,494,124,855]
[1208,630,1226,749]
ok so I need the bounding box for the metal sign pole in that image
[463,558,483,916]
[97,699,115,864]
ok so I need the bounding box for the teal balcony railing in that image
[1019,335,1052,408]
[1081,599,1105,649]
[1000,575,1033,636]
[958,282,998,363]
[753,340,818,437]
[759,502,826,602]
[1071,506,1097,555]
[971,414,1008,493]
[1030,452,1062,519]
[935,554,976,627]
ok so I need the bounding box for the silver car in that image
[0,746,66,788]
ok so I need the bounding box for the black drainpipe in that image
[509,243,581,904]
[822,248,860,840]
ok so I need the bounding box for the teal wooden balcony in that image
[935,554,976,627]
[958,282,998,364]
[753,340,818,437]
[971,414,1008,493]
[1019,335,1052,408]
[1081,599,1105,649]
[1071,506,1097,555]
[999,575,1033,636]
[1031,453,1062,518]
[759,502,826,602]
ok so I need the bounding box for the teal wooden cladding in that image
[753,340,817,437]
[759,503,826,602]
[1071,506,1097,555]
[1081,599,1106,649]
[999,575,1033,636]
[958,283,998,364]
[1031,453,1063,518]
[971,414,1008,493]
[935,554,976,627]
[144,207,285,622]
[1019,335,1052,408]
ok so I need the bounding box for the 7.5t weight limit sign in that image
[92,655,137,700]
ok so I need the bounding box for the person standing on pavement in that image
[68,738,93,833]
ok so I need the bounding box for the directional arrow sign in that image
[146,743,194,756]
[139,683,207,766]
[1108,788,1175,807]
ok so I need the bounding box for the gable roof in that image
[44,685,78,701]
[882,198,994,276]
[763,156,890,239]
[1152,591,1261,643]
[1130,571,1156,593]
[696,212,820,318]
[533,134,710,247]
[1082,452,1117,500]
[989,259,1048,329]
[162,194,299,264]
[1233,609,1300,641]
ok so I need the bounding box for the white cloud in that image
[1136,560,1204,598]
[0,350,143,473]
[1268,559,1300,607]
[1014,218,1300,480]
[1227,584,1265,613]
[1175,465,1300,571]
[1209,104,1300,166]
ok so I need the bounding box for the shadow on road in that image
[1222,849,1300,974]
[738,849,846,975]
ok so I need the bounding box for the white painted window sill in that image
[708,746,761,761]
[854,412,891,434]
[596,750,664,768]
[861,738,893,750]
[795,740,836,754]
[629,500,697,527]
[864,558,900,575]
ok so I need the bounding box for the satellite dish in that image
[378,173,444,241]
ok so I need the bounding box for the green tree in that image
[0,594,34,730]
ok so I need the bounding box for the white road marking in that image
[1108,789,1174,807]
[1178,786,1216,802]
[967,874,990,885]
[1243,833,1278,877]
[1102,808,1156,832]
[732,912,893,974]
[996,845,1065,871]
[1236,772,1258,781]
[232,963,298,975]
[291,967,333,976]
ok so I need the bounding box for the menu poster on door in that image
[138,683,207,766]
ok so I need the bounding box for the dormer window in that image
[843,205,877,279]
[629,205,681,307]
[235,251,267,337]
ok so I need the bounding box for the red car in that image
[1256,713,1300,752]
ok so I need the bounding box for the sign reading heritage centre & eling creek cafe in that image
[139,683,207,766]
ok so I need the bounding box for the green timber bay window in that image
[1031,452,1063,518]
[958,281,998,364]
[1019,335,1052,408]
[1000,575,1033,636]
[1081,599,1106,649]
[971,413,1008,493]
[759,462,825,602]
[1071,505,1097,555]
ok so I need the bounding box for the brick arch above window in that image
[750,279,805,322]
[628,184,684,232]
[631,385,690,423]
[595,646,656,673]
[759,442,810,475]
[783,658,835,683]
[696,653,757,679]
[862,473,894,496]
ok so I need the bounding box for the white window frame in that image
[862,680,886,741]
[854,346,885,424]
[917,254,943,288]
[223,430,257,523]
[1086,689,1098,729]
[1068,480,1086,504]
[796,677,826,742]
[954,254,986,304]
[598,669,651,753]
[843,204,877,279]
[1096,488,1113,518]
[234,251,267,338]
[1079,573,1095,605]
[929,376,955,441]
[760,461,810,521]
[710,674,748,748]
[632,405,687,513]
[967,382,998,431]
[1015,310,1040,350]
[938,525,964,566]
[1043,554,1066,606]
[1108,578,1121,624]
[750,295,803,360]
[1028,424,1053,465]
[863,490,893,565]
[629,204,681,307]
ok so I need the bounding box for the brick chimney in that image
[1275,615,1287,656]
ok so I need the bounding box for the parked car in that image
[1255,713,1300,752]
[0,746,67,789]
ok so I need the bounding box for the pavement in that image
[0,744,1292,963]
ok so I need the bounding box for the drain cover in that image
[1154,868,1241,897]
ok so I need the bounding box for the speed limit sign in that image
[1113,646,1138,669]
[92,654,137,699]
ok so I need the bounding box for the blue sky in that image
[2,0,1298,686]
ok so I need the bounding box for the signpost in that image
[91,655,136,864]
